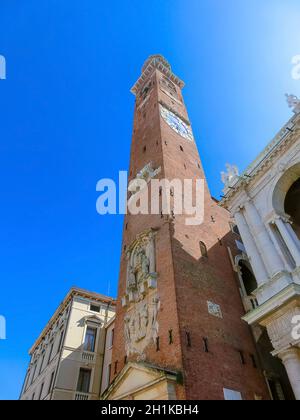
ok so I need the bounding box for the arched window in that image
[239,261,257,296]
[285,177,300,240]
[200,241,208,258]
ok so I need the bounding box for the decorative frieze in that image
[122,229,160,359]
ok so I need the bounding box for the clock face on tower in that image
[160,105,194,141]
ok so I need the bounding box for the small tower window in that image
[200,241,208,258]
[180,146,184,152]
[143,146,147,153]
[203,337,209,353]
[250,354,257,368]
[238,350,246,365]
[230,223,240,236]
[114,361,118,374]
[186,331,192,347]
[156,337,160,352]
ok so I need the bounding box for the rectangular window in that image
[48,341,54,364]
[77,368,91,394]
[38,383,44,400]
[106,364,111,389]
[57,329,64,354]
[239,350,246,365]
[24,370,30,393]
[84,327,97,352]
[48,371,55,395]
[223,388,242,400]
[31,363,37,385]
[109,329,114,348]
[39,352,45,375]
[250,354,257,369]
[90,304,100,313]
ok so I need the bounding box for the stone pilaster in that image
[234,209,268,286]
[275,217,300,267]
[244,200,285,276]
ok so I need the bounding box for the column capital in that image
[279,347,300,363]
[233,205,244,216]
[274,214,292,224]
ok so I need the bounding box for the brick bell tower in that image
[104,55,270,400]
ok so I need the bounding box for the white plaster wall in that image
[21,295,115,400]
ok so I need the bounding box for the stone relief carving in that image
[122,229,160,358]
[286,93,300,114]
[207,301,223,319]
[122,229,157,306]
[136,162,161,183]
[124,295,160,358]
[128,163,161,201]
[221,163,239,189]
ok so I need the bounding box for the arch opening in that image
[284,178,300,240]
[273,163,300,216]
[239,260,257,296]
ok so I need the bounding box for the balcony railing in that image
[81,351,96,363]
[74,392,90,401]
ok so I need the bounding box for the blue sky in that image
[0,0,300,400]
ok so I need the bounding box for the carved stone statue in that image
[125,230,157,303]
[221,163,239,186]
[124,316,131,344]
[136,303,149,341]
[151,297,160,341]
[140,250,150,275]
[286,94,300,114]
[128,268,136,290]
[136,162,161,183]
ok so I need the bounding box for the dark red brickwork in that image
[110,59,270,400]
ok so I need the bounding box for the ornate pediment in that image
[102,362,177,401]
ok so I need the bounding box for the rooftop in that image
[29,286,116,355]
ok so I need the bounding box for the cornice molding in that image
[131,56,184,96]
[221,113,300,207]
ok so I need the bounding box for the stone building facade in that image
[20,288,115,400]
[221,98,300,399]
[103,55,271,400]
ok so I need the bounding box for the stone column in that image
[244,200,284,277]
[275,218,300,267]
[234,210,268,286]
[286,221,300,252]
[279,348,300,400]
